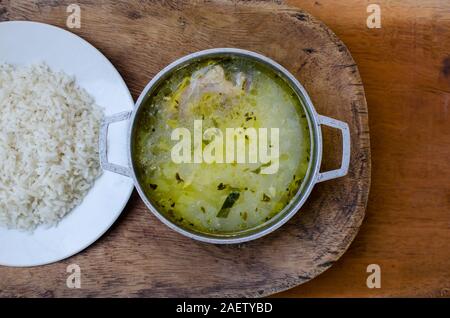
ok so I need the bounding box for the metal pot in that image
[99,48,350,244]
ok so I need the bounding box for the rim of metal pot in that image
[128,48,323,244]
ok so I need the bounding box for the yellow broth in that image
[132,57,310,234]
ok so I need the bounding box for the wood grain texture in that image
[278,0,450,298]
[0,0,371,297]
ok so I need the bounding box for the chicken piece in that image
[179,65,243,115]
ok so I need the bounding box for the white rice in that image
[0,63,104,230]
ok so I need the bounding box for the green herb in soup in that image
[132,57,310,234]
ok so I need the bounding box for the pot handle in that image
[99,111,133,177]
[316,115,351,183]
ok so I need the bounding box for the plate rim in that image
[0,20,135,267]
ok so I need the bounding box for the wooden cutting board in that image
[0,0,370,297]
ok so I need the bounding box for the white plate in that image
[0,21,135,267]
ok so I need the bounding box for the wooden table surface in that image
[0,0,448,298]
[277,0,450,297]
